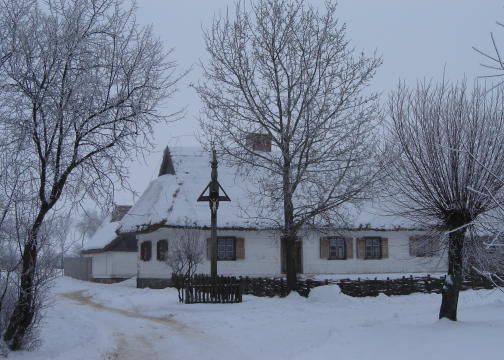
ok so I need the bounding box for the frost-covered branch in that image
[0,0,182,350]
[196,0,381,290]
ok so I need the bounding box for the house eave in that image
[81,248,105,255]
[118,222,426,235]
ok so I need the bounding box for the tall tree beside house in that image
[385,80,504,321]
[196,0,381,291]
[0,0,182,350]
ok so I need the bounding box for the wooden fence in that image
[238,277,315,298]
[172,273,499,301]
[237,274,498,298]
[172,274,242,304]
[337,274,496,297]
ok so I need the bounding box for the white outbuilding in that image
[81,205,137,282]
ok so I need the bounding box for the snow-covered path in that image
[9,278,250,360]
[7,277,504,360]
[57,288,252,360]
[59,290,188,359]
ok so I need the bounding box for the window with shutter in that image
[410,235,435,257]
[157,239,168,261]
[328,237,346,260]
[217,237,236,260]
[364,237,382,259]
[235,238,245,259]
[140,241,152,261]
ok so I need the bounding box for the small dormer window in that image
[246,133,272,152]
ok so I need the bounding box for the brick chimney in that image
[111,205,132,222]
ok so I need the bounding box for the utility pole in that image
[197,150,231,277]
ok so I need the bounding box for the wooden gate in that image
[172,274,242,304]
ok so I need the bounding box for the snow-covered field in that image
[6,276,504,360]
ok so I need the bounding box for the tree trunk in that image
[284,233,297,291]
[4,214,45,350]
[282,152,297,291]
[439,224,465,321]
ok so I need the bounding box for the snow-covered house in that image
[119,147,447,289]
[81,205,137,282]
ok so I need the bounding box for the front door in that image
[281,237,303,274]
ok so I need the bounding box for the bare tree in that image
[465,168,504,285]
[470,17,504,279]
[45,212,76,268]
[385,80,504,321]
[75,209,103,249]
[165,231,205,279]
[473,20,504,88]
[196,0,381,291]
[0,0,182,350]
[165,228,205,301]
[0,200,59,352]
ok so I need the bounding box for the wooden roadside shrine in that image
[197,150,231,278]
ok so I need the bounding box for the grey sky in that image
[114,0,504,205]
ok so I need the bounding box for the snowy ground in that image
[5,276,504,360]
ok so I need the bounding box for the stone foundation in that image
[91,277,130,284]
[136,277,172,289]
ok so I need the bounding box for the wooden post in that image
[197,150,231,279]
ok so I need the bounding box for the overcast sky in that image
[113,0,504,205]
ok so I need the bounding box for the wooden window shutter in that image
[141,241,152,261]
[157,240,168,261]
[409,236,418,257]
[381,238,389,259]
[206,238,211,260]
[235,237,245,259]
[320,237,329,259]
[146,241,151,261]
[356,238,366,259]
[345,237,353,259]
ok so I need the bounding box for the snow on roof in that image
[82,216,120,251]
[119,147,418,233]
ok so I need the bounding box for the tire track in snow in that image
[60,290,190,331]
[60,290,191,359]
[59,290,252,360]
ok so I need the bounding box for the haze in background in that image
[114,0,503,205]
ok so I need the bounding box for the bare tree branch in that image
[0,0,183,350]
[196,0,381,290]
[384,80,504,321]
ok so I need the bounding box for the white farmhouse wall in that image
[302,230,446,275]
[109,252,137,278]
[137,228,447,279]
[137,228,280,278]
[91,252,137,279]
[91,253,109,278]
